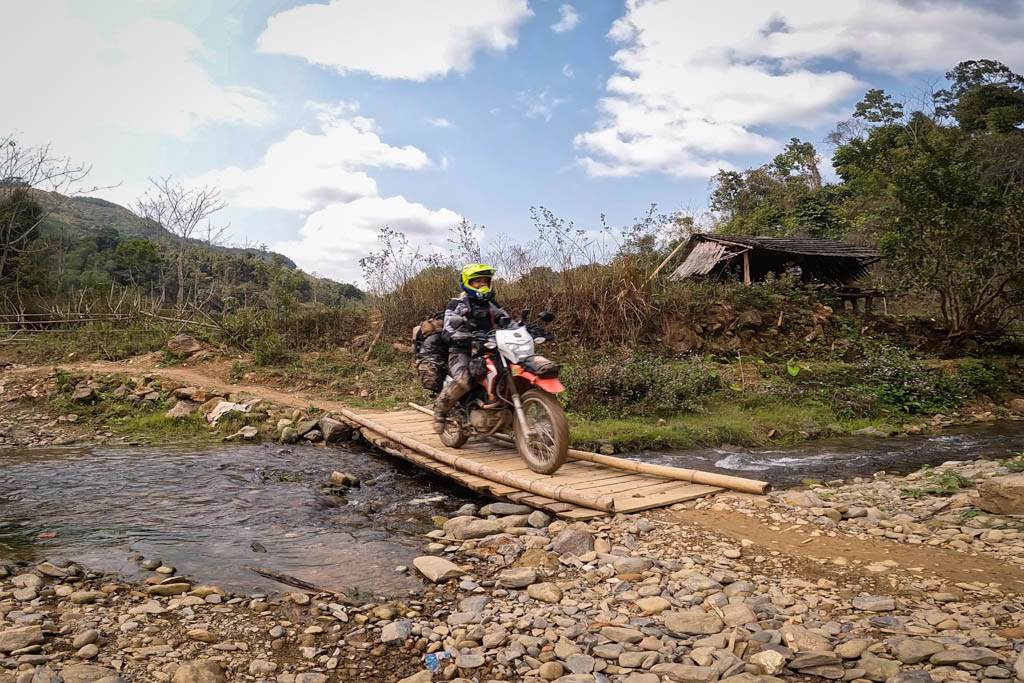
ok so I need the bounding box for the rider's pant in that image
[433,351,471,418]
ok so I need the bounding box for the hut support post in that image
[743,252,751,285]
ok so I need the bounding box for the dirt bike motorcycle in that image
[438,310,568,474]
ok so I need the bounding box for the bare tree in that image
[134,176,226,309]
[0,135,92,280]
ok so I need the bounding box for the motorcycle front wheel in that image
[439,419,468,448]
[514,389,568,474]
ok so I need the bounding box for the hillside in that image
[33,190,300,269]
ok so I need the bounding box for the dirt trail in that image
[9,354,1024,594]
[664,507,1024,593]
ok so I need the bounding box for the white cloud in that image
[577,0,1024,178]
[275,197,462,282]
[198,104,430,212]
[2,0,271,185]
[197,103,461,282]
[551,4,581,33]
[562,64,576,79]
[520,90,569,122]
[257,0,533,81]
[427,118,456,128]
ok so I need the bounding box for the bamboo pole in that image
[406,403,771,495]
[339,407,616,512]
[743,251,751,285]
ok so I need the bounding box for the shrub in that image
[956,358,1005,396]
[562,352,722,417]
[861,345,963,414]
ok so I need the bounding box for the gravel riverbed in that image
[3,459,1024,683]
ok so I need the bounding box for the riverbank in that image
[3,458,1024,683]
[2,342,1022,454]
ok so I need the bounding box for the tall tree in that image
[135,177,226,309]
[0,135,91,281]
[834,60,1024,336]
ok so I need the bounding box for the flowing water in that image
[0,443,476,597]
[2,422,1022,596]
[624,421,1024,487]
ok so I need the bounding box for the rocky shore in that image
[4,458,1024,683]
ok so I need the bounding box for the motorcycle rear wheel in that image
[514,389,568,474]
[439,420,468,448]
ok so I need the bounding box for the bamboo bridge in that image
[337,404,770,520]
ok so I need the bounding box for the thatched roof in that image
[669,234,880,285]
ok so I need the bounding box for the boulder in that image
[857,654,900,682]
[443,516,502,540]
[381,620,412,644]
[778,491,824,508]
[172,661,227,683]
[412,556,464,582]
[320,417,352,443]
[0,625,44,653]
[975,473,1024,515]
[550,528,594,556]
[497,567,538,588]
[895,639,944,665]
[481,502,533,516]
[613,556,654,574]
[527,582,563,603]
[663,610,725,635]
[515,549,560,570]
[852,595,896,612]
[167,334,203,355]
[166,400,199,419]
[929,647,999,666]
[71,385,96,403]
[59,665,118,683]
[330,471,360,487]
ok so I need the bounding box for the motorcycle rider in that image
[432,263,513,434]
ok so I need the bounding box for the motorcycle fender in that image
[534,377,565,393]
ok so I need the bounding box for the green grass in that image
[567,400,857,451]
[114,413,210,441]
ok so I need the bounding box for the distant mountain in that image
[33,190,303,271]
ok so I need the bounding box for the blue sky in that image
[5,0,1024,282]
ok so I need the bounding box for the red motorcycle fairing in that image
[510,365,566,393]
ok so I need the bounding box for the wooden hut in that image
[668,235,879,286]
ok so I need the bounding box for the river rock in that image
[397,673,432,683]
[527,582,562,603]
[528,510,552,528]
[663,610,725,635]
[778,491,824,507]
[412,556,464,582]
[280,427,298,444]
[166,400,198,418]
[929,647,999,666]
[497,567,537,588]
[147,583,190,596]
[613,556,653,574]
[0,625,44,653]
[539,662,564,680]
[649,663,719,682]
[60,664,118,683]
[551,528,594,556]
[168,334,203,355]
[721,602,757,626]
[319,417,352,443]
[888,672,933,683]
[858,654,901,682]
[895,639,944,664]
[780,625,832,652]
[381,620,412,644]
[36,562,69,578]
[248,660,277,676]
[330,471,360,487]
[852,595,896,611]
[481,502,533,516]
[750,650,788,675]
[515,549,560,570]
[456,653,484,668]
[975,473,1024,515]
[600,626,643,644]
[71,385,96,403]
[636,596,670,613]
[443,516,502,540]
[77,643,99,659]
[73,630,99,649]
[69,590,104,604]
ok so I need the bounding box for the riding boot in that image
[432,368,470,434]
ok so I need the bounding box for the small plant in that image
[997,453,1024,473]
[786,358,811,377]
[958,508,985,524]
[902,468,972,498]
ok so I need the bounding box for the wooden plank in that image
[613,485,723,512]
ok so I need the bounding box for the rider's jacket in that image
[443,292,512,348]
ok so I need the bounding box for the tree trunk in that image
[176,249,185,310]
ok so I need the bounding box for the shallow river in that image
[0,443,476,597]
[2,422,1022,596]
[625,421,1024,487]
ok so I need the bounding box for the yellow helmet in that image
[461,263,496,300]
